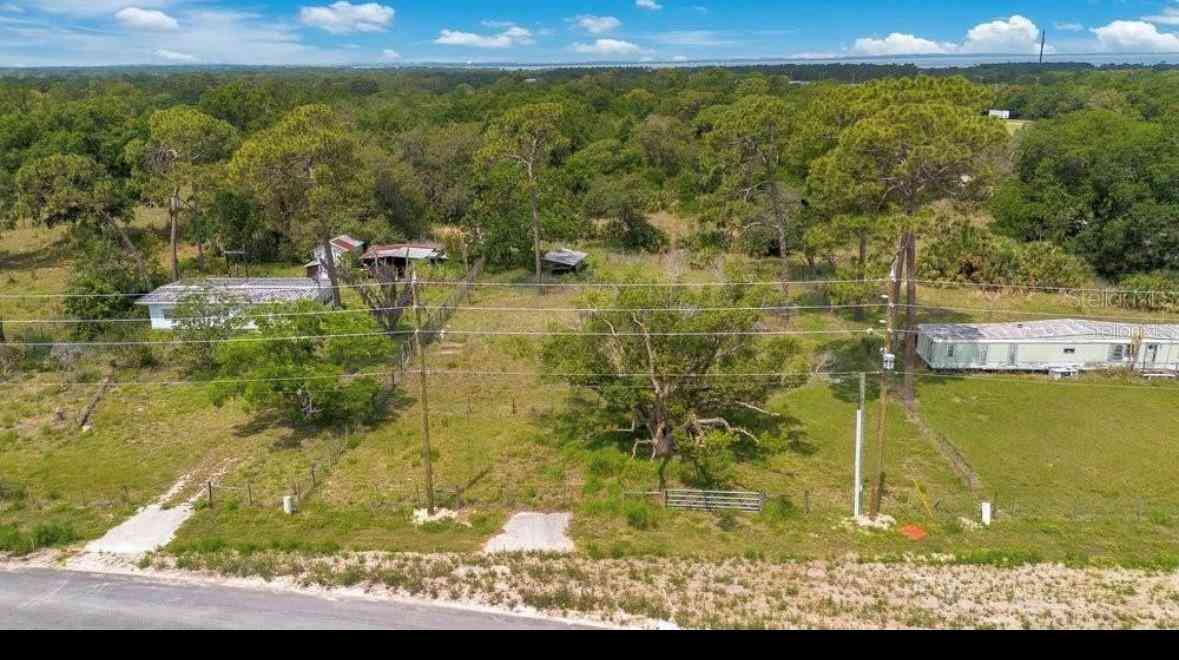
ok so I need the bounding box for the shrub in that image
[31,523,76,549]
[676,431,738,489]
[921,219,1090,288]
[0,525,32,554]
[761,495,797,522]
[1117,272,1179,312]
[16,328,55,371]
[715,511,738,532]
[587,450,626,479]
[0,478,27,502]
[624,500,656,530]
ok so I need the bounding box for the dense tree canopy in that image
[992,110,1179,276]
[2,63,1177,308]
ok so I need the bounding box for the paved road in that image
[0,568,589,630]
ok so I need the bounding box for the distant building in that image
[359,243,448,279]
[917,319,1179,372]
[136,278,330,331]
[988,109,1012,120]
[542,248,589,275]
[305,235,366,281]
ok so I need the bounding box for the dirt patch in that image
[483,512,574,554]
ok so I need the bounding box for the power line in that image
[1,303,887,326]
[899,303,1177,324]
[916,278,1179,297]
[0,277,887,300]
[9,299,1179,327]
[5,368,1179,392]
[11,274,1179,301]
[0,327,879,348]
[0,369,867,389]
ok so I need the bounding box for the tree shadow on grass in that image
[532,389,637,453]
[231,387,414,450]
[0,238,72,274]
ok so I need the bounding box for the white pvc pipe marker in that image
[981,502,992,526]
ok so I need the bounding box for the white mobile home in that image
[917,319,1179,372]
[136,278,330,331]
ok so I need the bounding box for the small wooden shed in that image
[359,243,448,279]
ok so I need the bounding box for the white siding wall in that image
[918,335,1179,371]
[148,304,175,331]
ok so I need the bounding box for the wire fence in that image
[389,257,485,387]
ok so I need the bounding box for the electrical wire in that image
[0,277,885,300]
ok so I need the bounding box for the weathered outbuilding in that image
[136,278,330,331]
[305,234,366,281]
[542,248,589,275]
[359,243,447,279]
[917,319,1179,372]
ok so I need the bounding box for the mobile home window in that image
[1111,344,1127,361]
[1063,347,1076,355]
[946,344,956,358]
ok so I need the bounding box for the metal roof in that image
[919,319,1179,342]
[136,278,326,306]
[361,244,446,261]
[330,235,365,251]
[543,249,588,267]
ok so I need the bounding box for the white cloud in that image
[0,9,358,67]
[636,0,662,10]
[960,15,1041,53]
[1055,22,1084,32]
[435,25,534,48]
[25,1,172,16]
[298,2,394,35]
[1144,6,1179,26]
[574,15,621,34]
[114,7,179,32]
[852,15,1044,56]
[154,48,196,62]
[381,48,399,60]
[572,38,642,57]
[1092,20,1179,52]
[852,33,954,56]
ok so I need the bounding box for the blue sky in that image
[3,1,1179,67]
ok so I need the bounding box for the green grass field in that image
[916,374,1179,563]
[6,211,1179,564]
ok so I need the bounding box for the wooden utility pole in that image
[902,232,917,405]
[411,268,436,515]
[869,255,899,519]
